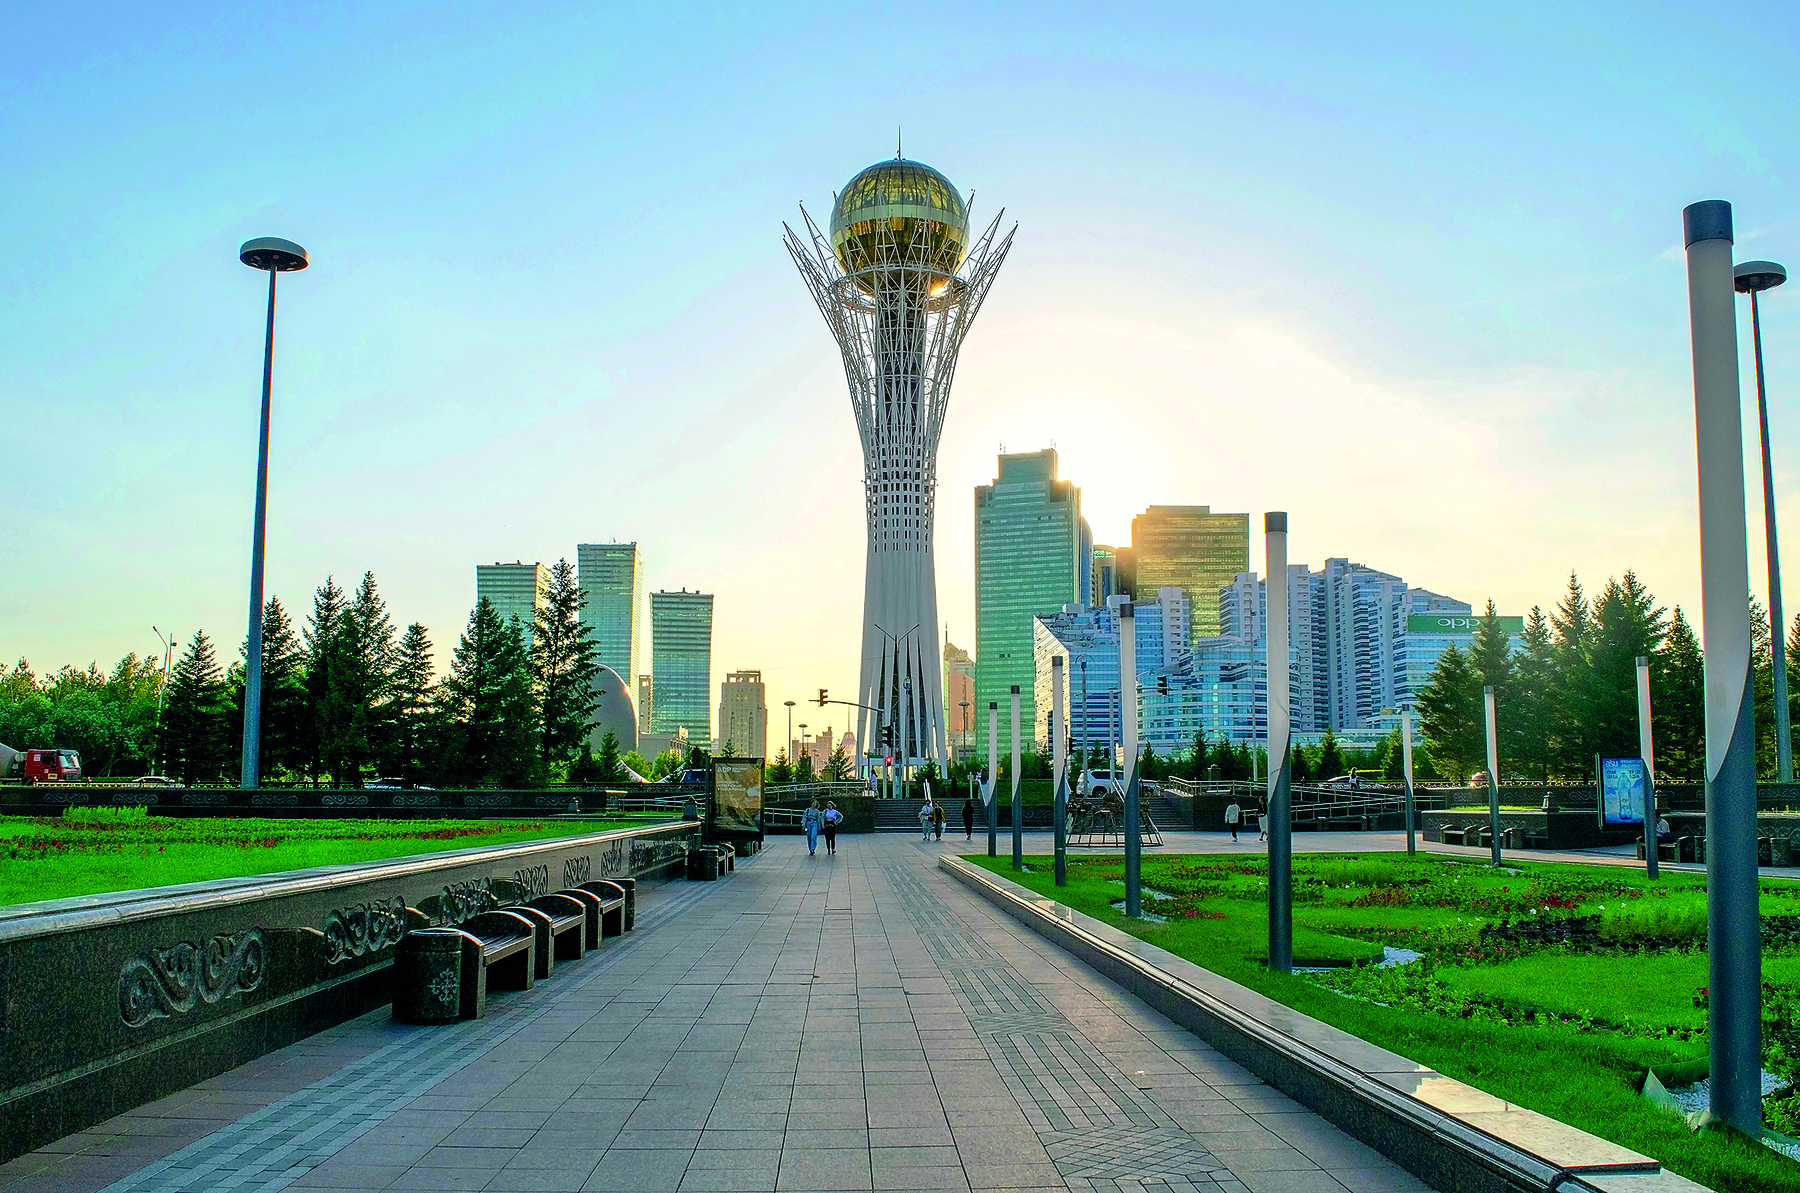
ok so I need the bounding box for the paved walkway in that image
[2,834,1431,1193]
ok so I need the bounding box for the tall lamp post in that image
[151,626,177,775]
[784,700,796,769]
[238,237,308,789]
[1738,259,1791,783]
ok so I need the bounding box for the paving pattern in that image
[3,834,1433,1193]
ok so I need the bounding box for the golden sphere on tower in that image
[829,159,969,286]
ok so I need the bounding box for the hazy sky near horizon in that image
[3,1,1797,739]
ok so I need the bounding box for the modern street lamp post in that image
[237,237,308,790]
[1737,259,1791,783]
[1265,515,1292,972]
[151,626,176,774]
[1684,199,1761,1133]
[784,701,796,768]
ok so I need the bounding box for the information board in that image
[1597,757,1647,826]
[709,758,764,839]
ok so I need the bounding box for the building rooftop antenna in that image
[896,127,903,160]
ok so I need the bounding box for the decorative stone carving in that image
[512,864,550,901]
[181,790,229,806]
[562,855,591,888]
[415,878,496,926]
[321,792,370,807]
[465,794,514,807]
[250,791,299,806]
[322,896,407,964]
[119,929,268,1027]
[392,792,442,807]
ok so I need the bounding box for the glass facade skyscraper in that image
[975,449,1086,746]
[1129,506,1250,640]
[650,590,713,740]
[475,562,547,645]
[577,542,643,688]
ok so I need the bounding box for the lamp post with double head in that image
[1738,259,1791,783]
[237,237,308,789]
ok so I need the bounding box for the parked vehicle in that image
[1085,768,1124,798]
[0,744,84,784]
[128,775,178,787]
[364,777,435,790]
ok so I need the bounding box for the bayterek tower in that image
[785,155,1013,778]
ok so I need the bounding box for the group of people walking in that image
[917,797,980,841]
[801,800,842,856]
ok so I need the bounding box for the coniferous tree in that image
[159,631,229,785]
[824,743,852,781]
[1288,741,1313,784]
[1549,573,1595,776]
[386,622,436,784]
[442,599,538,787]
[532,559,601,769]
[1417,643,1482,782]
[299,577,347,785]
[332,572,398,785]
[1654,607,1705,780]
[232,597,306,781]
[1512,607,1556,781]
[1586,573,1667,760]
[794,750,816,784]
[1316,729,1345,779]
[594,730,625,783]
[766,749,794,785]
[1753,596,1776,778]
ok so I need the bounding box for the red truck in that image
[0,744,83,784]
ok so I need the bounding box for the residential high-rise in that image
[943,635,976,759]
[475,562,547,645]
[787,155,1014,777]
[577,542,643,688]
[637,675,654,734]
[975,449,1085,751]
[717,671,768,759]
[1129,506,1249,639]
[650,590,713,740]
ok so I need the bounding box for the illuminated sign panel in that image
[1406,615,1525,635]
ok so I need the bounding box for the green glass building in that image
[1130,505,1249,640]
[975,449,1085,749]
[650,589,713,740]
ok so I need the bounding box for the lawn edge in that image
[940,854,1712,1193]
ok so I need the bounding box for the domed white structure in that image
[785,157,1014,776]
[586,665,639,754]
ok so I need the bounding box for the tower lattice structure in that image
[785,161,1013,776]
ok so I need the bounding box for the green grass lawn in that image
[0,809,656,906]
[969,850,1800,1193]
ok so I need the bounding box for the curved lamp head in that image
[1735,260,1786,294]
[239,237,309,272]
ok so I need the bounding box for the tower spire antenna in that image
[896,127,902,159]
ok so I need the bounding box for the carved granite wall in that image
[0,821,698,1162]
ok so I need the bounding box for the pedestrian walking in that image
[919,799,935,841]
[933,802,946,840]
[1224,799,1242,843]
[802,799,822,856]
[822,802,841,855]
[962,796,976,840]
[1257,797,1269,842]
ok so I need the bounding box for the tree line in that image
[3,560,624,787]
[1415,571,1800,784]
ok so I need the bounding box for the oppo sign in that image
[1406,614,1525,635]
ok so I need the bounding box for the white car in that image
[1084,769,1124,798]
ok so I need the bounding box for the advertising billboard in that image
[709,758,764,840]
[1406,614,1526,635]
[1596,757,1647,826]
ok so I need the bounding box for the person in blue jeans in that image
[802,799,823,856]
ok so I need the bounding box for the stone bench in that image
[394,910,539,1023]
[521,894,590,972]
[687,845,729,881]
[574,880,628,939]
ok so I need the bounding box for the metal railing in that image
[764,782,866,801]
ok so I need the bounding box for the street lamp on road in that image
[784,700,796,766]
[238,236,308,789]
[1738,259,1791,783]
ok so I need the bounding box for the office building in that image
[1129,506,1250,639]
[475,562,547,645]
[650,590,713,740]
[1092,546,1118,604]
[975,448,1086,753]
[577,543,643,688]
[637,675,654,735]
[717,670,768,759]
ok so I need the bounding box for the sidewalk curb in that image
[939,855,1713,1193]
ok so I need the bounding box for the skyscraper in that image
[1129,506,1249,640]
[577,542,643,687]
[975,449,1085,749]
[650,590,713,740]
[475,562,547,645]
[717,670,768,759]
[787,154,1014,776]
[943,634,976,759]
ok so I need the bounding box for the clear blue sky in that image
[3,1,1796,733]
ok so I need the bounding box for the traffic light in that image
[818,688,829,706]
